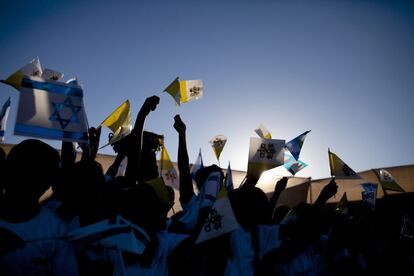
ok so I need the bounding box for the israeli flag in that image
[14,76,88,143]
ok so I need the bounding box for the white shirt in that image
[225,225,282,276]
[0,206,79,276]
[124,231,188,276]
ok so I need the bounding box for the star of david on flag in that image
[1,58,89,143]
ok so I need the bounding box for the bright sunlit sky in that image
[1,0,414,179]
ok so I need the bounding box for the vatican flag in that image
[160,145,179,190]
[2,57,42,90]
[376,169,406,193]
[179,80,203,103]
[247,137,285,177]
[164,77,181,105]
[328,149,361,179]
[101,100,132,145]
[196,195,239,244]
[209,135,227,161]
[254,124,272,140]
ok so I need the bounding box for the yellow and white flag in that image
[164,77,203,105]
[376,169,406,193]
[254,124,272,139]
[2,57,42,90]
[179,80,203,103]
[146,177,174,207]
[160,145,179,190]
[247,137,285,177]
[41,68,64,81]
[328,149,361,179]
[196,195,239,244]
[164,77,181,105]
[1,58,89,143]
[101,100,132,145]
[209,135,227,161]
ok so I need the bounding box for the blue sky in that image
[1,0,414,179]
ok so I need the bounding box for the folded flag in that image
[247,137,285,177]
[328,149,361,179]
[284,151,307,176]
[101,100,132,145]
[376,169,406,193]
[254,124,272,140]
[360,183,378,210]
[1,58,89,143]
[64,216,150,254]
[196,195,239,244]
[160,144,179,190]
[285,130,310,161]
[190,148,204,180]
[209,135,227,161]
[0,97,11,142]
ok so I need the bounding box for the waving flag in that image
[285,130,310,161]
[164,77,204,105]
[179,80,203,103]
[225,162,234,191]
[160,145,179,189]
[209,135,227,162]
[101,100,132,145]
[328,149,361,179]
[254,124,272,139]
[376,169,406,193]
[190,148,204,180]
[0,97,11,142]
[2,57,42,90]
[361,183,378,210]
[284,151,307,176]
[196,195,239,244]
[247,137,285,177]
[1,58,89,143]
[164,77,181,105]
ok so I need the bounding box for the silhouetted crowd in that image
[0,96,413,276]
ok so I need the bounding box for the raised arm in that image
[312,177,338,211]
[125,96,159,183]
[173,115,193,204]
[269,177,288,218]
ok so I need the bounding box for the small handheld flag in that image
[360,183,378,210]
[284,151,307,176]
[209,135,227,162]
[0,97,11,142]
[196,196,239,244]
[179,80,203,103]
[2,57,42,90]
[160,144,179,190]
[376,169,406,193]
[328,149,361,179]
[247,137,285,177]
[101,100,132,145]
[285,130,310,161]
[335,192,349,214]
[164,77,181,105]
[190,148,204,180]
[254,124,272,140]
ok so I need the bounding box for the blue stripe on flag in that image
[0,130,4,136]
[21,78,83,97]
[15,124,88,142]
